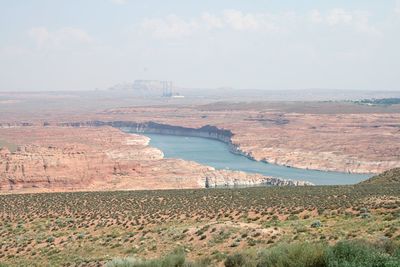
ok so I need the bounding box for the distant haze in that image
[1,0,400,91]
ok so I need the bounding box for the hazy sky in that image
[1,0,400,91]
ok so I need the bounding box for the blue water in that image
[142,133,371,185]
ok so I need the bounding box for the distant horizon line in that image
[1,87,400,94]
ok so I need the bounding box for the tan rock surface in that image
[84,106,400,174]
[1,100,399,175]
[0,126,305,193]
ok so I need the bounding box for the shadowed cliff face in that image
[60,121,250,161]
[60,121,234,143]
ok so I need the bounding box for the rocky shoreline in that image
[60,120,260,163]
[0,125,313,193]
[58,120,348,174]
[2,116,397,175]
[58,121,314,187]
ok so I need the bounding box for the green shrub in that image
[77,233,85,239]
[311,220,322,228]
[107,240,400,267]
[360,213,371,219]
[374,237,398,254]
[325,240,400,267]
[105,257,141,267]
[224,253,246,267]
[184,257,212,267]
[257,242,325,267]
[287,215,299,220]
[359,208,368,213]
[160,251,185,267]
[106,249,186,267]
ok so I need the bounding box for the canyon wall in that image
[0,126,311,193]
[59,120,400,174]
[3,105,399,175]
[60,121,234,143]
[59,121,252,160]
[1,95,400,175]
[95,106,400,174]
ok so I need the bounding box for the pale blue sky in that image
[1,0,400,91]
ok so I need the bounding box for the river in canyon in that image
[144,133,370,185]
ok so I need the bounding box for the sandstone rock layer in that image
[0,127,308,193]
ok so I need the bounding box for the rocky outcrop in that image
[59,121,258,163]
[60,121,234,143]
[78,106,400,174]
[0,127,159,192]
[202,170,312,188]
[57,118,400,174]
[2,94,400,175]
[0,144,107,190]
[0,126,311,193]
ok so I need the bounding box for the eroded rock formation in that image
[0,126,310,193]
[81,106,400,174]
[2,100,399,175]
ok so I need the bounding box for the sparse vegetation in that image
[0,184,399,266]
[361,168,400,185]
[225,240,400,267]
[105,240,400,267]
